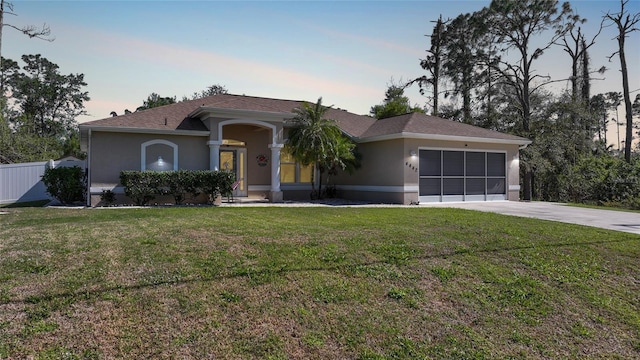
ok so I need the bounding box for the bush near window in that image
[120,170,235,206]
[41,166,86,205]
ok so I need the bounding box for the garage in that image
[419,149,507,202]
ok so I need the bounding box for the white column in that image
[207,141,222,171]
[269,143,284,192]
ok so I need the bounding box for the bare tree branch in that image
[4,23,53,41]
[603,0,640,162]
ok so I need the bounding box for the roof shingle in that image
[81,94,528,144]
[359,112,528,142]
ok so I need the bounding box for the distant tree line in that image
[391,0,640,207]
[0,54,88,163]
[111,84,229,115]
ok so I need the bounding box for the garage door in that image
[419,149,506,202]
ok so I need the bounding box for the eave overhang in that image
[355,132,532,146]
[78,125,210,137]
[188,107,296,122]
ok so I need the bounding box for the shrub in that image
[100,189,116,206]
[41,166,86,205]
[119,170,235,206]
[623,197,640,210]
[199,170,235,203]
[561,155,640,207]
[164,171,182,204]
[120,171,161,206]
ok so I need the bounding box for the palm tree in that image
[286,97,353,199]
[324,134,360,195]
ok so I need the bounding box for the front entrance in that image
[220,148,247,197]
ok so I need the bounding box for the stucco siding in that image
[334,139,405,186]
[90,132,209,185]
[330,138,522,204]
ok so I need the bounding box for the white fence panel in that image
[0,159,85,205]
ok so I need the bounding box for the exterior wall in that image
[88,127,522,205]
[331,139,408,204]
[404,138,521,203]
[282,188,313,201]
[331,138,522,204]
[334,139,405,186]
[89,131,209,186]
[338,189,406,204]
[88,124,279,205]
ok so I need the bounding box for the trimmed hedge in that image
[42,166,86,205]
[119,170,235,206]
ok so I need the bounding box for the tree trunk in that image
[522,60,532,201]
[462,68,472,124]
[618,34,633,163]
[309,163,317,199]
[431,15,444,117]
[433,79,438,117]
[317,164,324,199]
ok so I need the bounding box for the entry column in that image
[207,141,222,171]
[268,143,284,202]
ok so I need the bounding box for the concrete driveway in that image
[424,201,640,235]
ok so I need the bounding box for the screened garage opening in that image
[419,149,506,202]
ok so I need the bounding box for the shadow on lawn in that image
[4,233,637,308]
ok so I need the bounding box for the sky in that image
[3,0,639,147]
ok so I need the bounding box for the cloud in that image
[67,27,393,119]
[88,30,381,100]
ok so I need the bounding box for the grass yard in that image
[0,206,638,359]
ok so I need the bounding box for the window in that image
[280,150,313,183]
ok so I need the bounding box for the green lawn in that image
[0,207,638,359]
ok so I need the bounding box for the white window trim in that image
[141,139,178,171]
[280,153,313,184]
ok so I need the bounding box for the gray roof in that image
[81,94,529,144]
[359,112,529,143]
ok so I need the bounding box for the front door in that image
[219,148,247,197]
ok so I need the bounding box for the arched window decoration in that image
[141,139,178,171]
